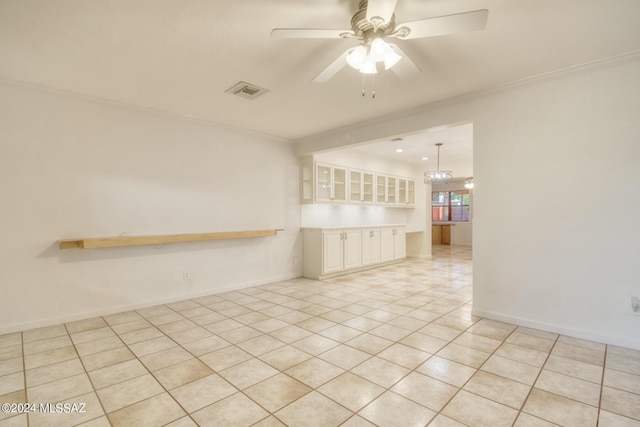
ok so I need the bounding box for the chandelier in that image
[424,143,453,184]
[345,37,402,75]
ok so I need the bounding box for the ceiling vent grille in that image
[225,81,269,100]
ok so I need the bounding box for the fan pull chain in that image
[372,75,375,99]
[361,75,376,99]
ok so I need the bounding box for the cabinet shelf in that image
[59,229,284,250]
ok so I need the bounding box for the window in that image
[432,190,470,222]
[432,191,449,221]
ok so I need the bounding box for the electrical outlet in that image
[183,271,191,281]
[632,296,639,314]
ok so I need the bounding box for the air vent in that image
[391,137,403,142]
[225,81,269,100]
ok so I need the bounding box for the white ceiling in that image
[1,0,639,141]
[347,122,473,167]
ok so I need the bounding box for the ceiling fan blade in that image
[366,0,399,26]
[271,28,352,39]
[397,9,488,40]
[388,43,421,79]
[312,49,350,83]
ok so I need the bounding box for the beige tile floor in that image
[1,245,639,426]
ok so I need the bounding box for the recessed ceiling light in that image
[422,157,428,160]
[396,149,403,153]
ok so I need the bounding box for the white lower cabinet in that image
[343,229,363,270]
[322,230,345,274]
[394,227,406,259]
[304,225,405,279]
[321,229,362,274]
[362,228,381,266]
[381,227,406,262]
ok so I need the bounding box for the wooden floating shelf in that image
[59,229,284,250]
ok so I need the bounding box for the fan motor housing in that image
[351,0,396,37]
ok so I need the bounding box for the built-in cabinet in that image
[322,229,362,274]
[303,226,406,279]
[349,169,375,204]
[380,227,406,262]
[432,224,452,245]
[301,157,414,208]
[376,175,387,204]
[315,163,347,203]
[386,176,397,205]
[361,228,381,266]
[398,178,414,205]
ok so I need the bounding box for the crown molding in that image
[294,50,640,150]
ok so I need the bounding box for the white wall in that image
[295,56,640,350]
[0,81,302,334]
[472,59,640,349]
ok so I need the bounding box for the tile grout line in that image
[218,254,608,424]
[243,271,473,425]
[189,292,374,426]
[21,331,29,427]
[69,313,197,425]
[424,319,521,426]
[64,321,113,426]
[595,344,608,427]
[137,298,339,426]
[11,248,635,426]
[133,305,241,426]
[510,331,561,427]
[298,279,479,425]
[11,274,464,427]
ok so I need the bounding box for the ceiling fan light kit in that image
[271,0,489,94]
[464,178,474,189]
[345,37,402,75]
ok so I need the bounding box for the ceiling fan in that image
[271,0,488,83]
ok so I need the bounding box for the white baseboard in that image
[406,255,433,260]
[472,308,640,351]
[0,273,302,335]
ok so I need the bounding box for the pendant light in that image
[424,143,453,183]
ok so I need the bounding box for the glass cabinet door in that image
[350,170,362,203]
[333,167,346,202]
[376,175,387,204]
[387,176,397,205]
[316,164,332,202]
[398,179,407,204]
[407,179,415,205]
[363,172,374,203]
[315,163,347,203]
